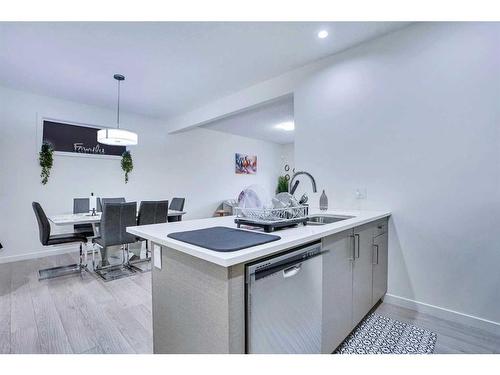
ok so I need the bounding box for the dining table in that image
[48,209,187,269]
[48,209,187,235]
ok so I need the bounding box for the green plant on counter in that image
[39,142,54,185]
[276,175,289,194]
[121,150,133,183]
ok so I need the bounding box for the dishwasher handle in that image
[283,264,302,278]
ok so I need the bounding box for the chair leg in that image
[38,242,86,281]
[94,244,137,282]
[79,242,84,276]
[92,243,95,271]
[127,241,152,273]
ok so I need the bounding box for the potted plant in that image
[121,150,133,183]
[39,142,54,185]
[276,175,289,194]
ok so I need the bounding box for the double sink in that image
[306,214,354,225]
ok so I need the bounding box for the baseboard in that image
[0,244,78,264]
[384,293,500,336]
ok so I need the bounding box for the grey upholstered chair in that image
[137,200,169,227]
[73,198,95,237]
[167,197,185,222]
[100,197,126,210]
[96,197,125,212]
[132,200,169,270]
[92,202,137,281]
[32,202,88,280]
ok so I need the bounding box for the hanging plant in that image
[121,150,133,183]
[39,142,54,185]
[276,175,289,194]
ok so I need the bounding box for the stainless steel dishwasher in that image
[246,242,324,354]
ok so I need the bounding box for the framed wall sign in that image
[41,119,126,158]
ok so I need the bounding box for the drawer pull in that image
[372,244,379,265]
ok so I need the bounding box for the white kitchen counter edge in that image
[126,208,391,267]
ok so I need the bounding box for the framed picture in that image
[39,118,125,159]
[235,153,257,174]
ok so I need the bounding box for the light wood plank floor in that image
[0,252,152,354]
[0,252,499,354]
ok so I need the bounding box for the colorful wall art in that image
[235,153,257,174]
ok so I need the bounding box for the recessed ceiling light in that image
[317,30,329,39]
[275,121,295,131]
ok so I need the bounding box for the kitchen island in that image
[127,208,391,354]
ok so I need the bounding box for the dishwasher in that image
[246,242,324,354]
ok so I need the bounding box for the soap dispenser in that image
[319,190,328,211]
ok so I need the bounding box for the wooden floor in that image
[1,252,499,354]
[0,252,152,354]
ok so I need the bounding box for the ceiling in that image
[0,22,410,119]
[202,95,294,144]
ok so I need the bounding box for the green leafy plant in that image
[276,175,289,194]
[39,142,54,185]
[121,150,133,183]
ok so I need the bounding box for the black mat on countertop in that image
[167,226,281,252]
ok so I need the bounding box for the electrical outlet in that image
[355,188,367,200]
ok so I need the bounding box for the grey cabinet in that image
[352,223,376,327]
[321,218,389,353]
[321,230,354,353]
[372,222,388,305]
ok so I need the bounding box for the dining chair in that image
[132,200,169,271]
[100,197,126,210]
[92,201,137,281]
[137,200,169,227]
[168,197,185,222]
[32,202,88,280]
[73,198,95,237]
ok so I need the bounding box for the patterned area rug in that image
[335,313,437,354]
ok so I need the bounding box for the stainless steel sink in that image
[306,214,354,225]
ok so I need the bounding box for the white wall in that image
[0,86,282,261]
[278,143,295,178]
[294,23,500,325]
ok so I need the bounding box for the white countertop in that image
[126,208,391,267]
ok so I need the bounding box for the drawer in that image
[373,219,388,237]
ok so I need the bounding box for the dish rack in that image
[234,205,309,232]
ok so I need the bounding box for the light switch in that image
[153,244,162,269]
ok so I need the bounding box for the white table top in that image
[126,208,391,267]
[49,210,186,225]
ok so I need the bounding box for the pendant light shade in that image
[98,74,138,146]
[97,128,138,145]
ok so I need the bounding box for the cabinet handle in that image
[372,244,379,265]
[349,235,355,261]
[355,234,360,258]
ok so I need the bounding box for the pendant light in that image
[97,74,138,146]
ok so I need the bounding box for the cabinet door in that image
[321,230,354,353]
[372,230,388,304]
[352,224,375,327]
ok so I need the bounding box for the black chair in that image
[73,198,95,237]
[168,197,185,222]
[92,202,137,281]
[99,197,126,212]
[32,202,88,280]
[132,200,169,270]
[137,200,169,227]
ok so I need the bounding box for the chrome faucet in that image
[290,171,317,194]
